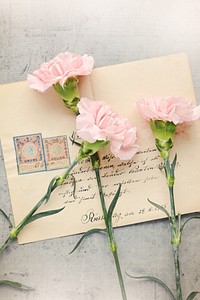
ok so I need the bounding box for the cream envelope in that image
[0,53,200,244]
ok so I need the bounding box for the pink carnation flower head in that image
[109,118,139,160]
[136,96,200,125]
[27,52,94,92]
[76,98,139,160]
[136,96,200,159]
[76,98,117,143]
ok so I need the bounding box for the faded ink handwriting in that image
[56,145,179,224]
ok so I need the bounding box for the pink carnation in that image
[76,98,117,143]
[136,97,200,125]
[109,118,139,160]
[76,98,139,160]
[27,52,94,92]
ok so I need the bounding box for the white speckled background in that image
[0,1,200,299]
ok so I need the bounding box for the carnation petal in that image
[27,52,94,92]
[76,98,139,160]
[137,97,200,126]
[191,105,200,121]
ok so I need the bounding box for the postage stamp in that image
[13,134,46,174]
[43,135,70,171]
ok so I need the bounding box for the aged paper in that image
[0,53,200,244]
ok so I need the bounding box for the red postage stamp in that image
[43,135,70,171]
[13,134,46,174]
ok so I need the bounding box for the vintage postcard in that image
[0,53,200,244]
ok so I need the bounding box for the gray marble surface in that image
[0,1,200,299]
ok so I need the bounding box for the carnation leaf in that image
[181,216,200,234]
[107,184,121,230]
[164,159,171,176]
[186,291,200,300]
[0,236,12,254]
[68,228,107,255]
[126,274,176,300]
[45,177,59,203]
[0,279,33,290]
[0,209,13,228]
[148,199,171,222]
[170,154,177,177]
[25,207,65,225]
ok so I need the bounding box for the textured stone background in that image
[0,1,200,299]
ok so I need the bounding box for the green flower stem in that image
[112,249,128,300]
[94,168,108,226]
[0,236,12,254]
[173,245,182,300]
[94,167,127,300]
[12,195,51,237]
[164,158,182,300]
[0,159,78,254]
[168,185,176,227]
[56,159,79,185]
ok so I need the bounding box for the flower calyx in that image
[77,140,109,162]
[150,120,176,159]
[54,77,80,114]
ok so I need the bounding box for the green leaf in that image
[0,236,12,254]
[25,207,65,225]
[170,154,177,182]
[68,228,106,255]
[126,274,176,300]
[186,291,200,300]
[107,184,121,230]
[148,199,171,222]
[0,209,13,228]
[170,154,177,177]
[164,158,171,176]
[0,279,33,290]
[181,216,200,234]
[45,177,58,203]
